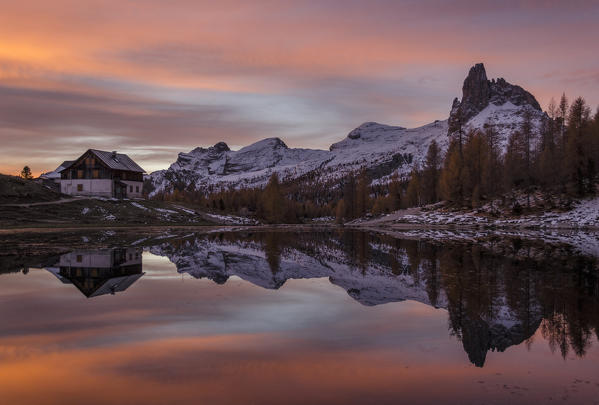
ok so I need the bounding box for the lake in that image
[1,228,598,404]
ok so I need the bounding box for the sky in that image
[1,0,598,175]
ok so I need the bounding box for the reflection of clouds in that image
[0,261,442,352]
[2,234,599,403]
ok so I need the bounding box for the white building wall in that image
[59,251,113,268]
[58,248,142,268]
[60,179,113,197]
[122,181,144,198]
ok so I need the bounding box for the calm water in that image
[1,229,598,404]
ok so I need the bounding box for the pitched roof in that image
[56,160,75,173]
[89,149,145,173]
[88,273,145,298]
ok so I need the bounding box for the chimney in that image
[111,151,117,158]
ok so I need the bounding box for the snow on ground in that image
[172,205,196,214]
[130,202,148,210]
[359,196,599,230]
[463,102,543,152]
[363,220,599,259]
[203,213,259,225]
[154,208,178,214]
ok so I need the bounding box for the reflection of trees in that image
[264,232,282,275]
[438,245,506,367]
[435,240,598,365]
[336,233,599,367]
[149,229,599,366]
[537,254,599,359]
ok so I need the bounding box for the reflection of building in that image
[46,248,144,298]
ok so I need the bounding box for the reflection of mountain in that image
[45,248,144,298]
[150,231,599,367]
[2,229,597,367]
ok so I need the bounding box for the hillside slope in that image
[0,175,62,204]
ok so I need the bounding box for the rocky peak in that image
[462,63,491,113]
[449,63,542,135]
[263,137,288,149]
[213,141,230,152]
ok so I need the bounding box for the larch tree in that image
[559,93,569,153]
[387,173,402,211]
[262,173,285,223]
[355,169,371,217]
[439,139,464,205]
[405,164,421,207]
[343,174,357,219]
[481,126,503,198]
[421,140,442,205]
[565,97,593,195]
[335,199,346,224]
[537,100,560,189]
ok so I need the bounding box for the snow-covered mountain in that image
[149,138,331,195]
[147,63,545,196]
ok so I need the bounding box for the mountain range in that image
[147,63,546,197]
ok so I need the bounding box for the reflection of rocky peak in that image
[448,63,543,138]
[459,315,542,367]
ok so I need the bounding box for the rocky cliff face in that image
[448,63,544,147]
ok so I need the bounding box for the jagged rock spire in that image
[462,63,491,113]
[448,63,542,136]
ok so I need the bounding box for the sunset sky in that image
[1,0,598,175]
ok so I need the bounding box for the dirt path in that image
[1,197,91,208]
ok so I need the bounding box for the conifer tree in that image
[388,173,402,211]
[537,101,560,188]
[20,166,33,180]
[262,173,285,223]
[355,169,371,217]
[421,140,442,204]
[343,174,357,219]
[461,131,485,206]
[565,97,592,195]
[559,93,569,150]
[481,126,502,198]
[439,140,463,204]
[335,199,346,224]
[504,130,527,190]
[405,165,421,207]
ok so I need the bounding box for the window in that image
[136,186,139,193]
[129,185,133,192]
[77,184,83,192]
[76,255,82,262]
